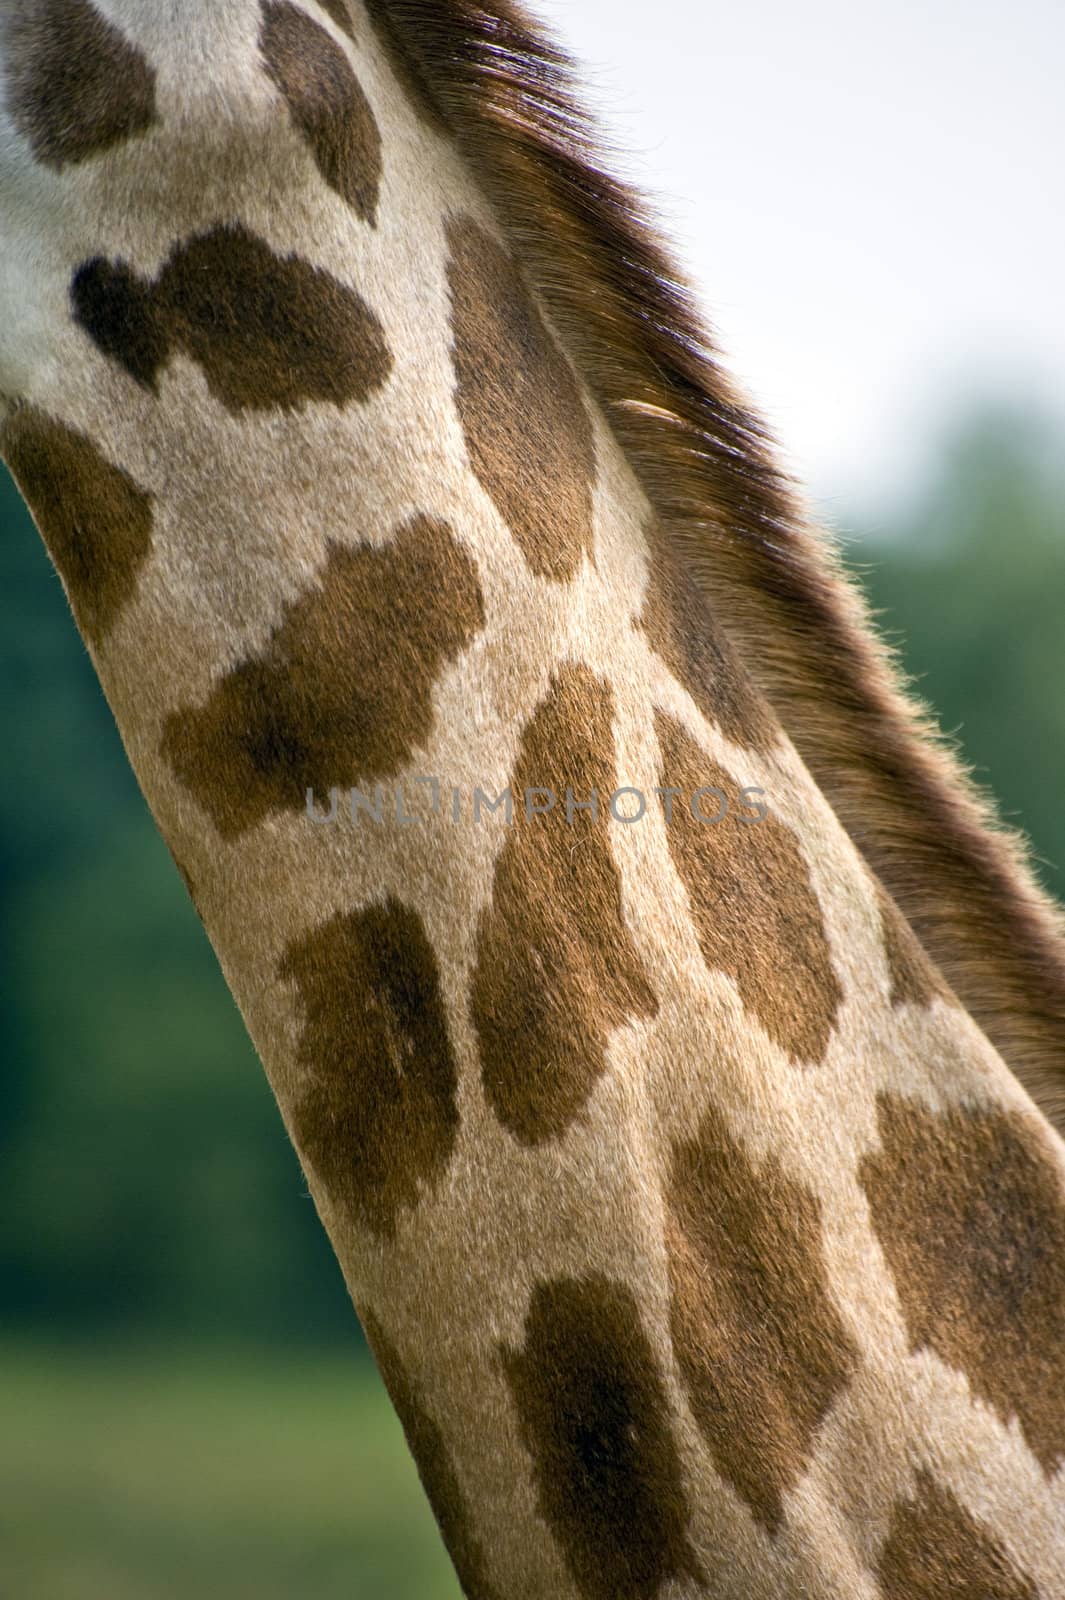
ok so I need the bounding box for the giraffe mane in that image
[370,0,1065,1135]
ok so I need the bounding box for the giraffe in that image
[2,0,1064,1594]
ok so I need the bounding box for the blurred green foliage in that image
[853,403,1065,900]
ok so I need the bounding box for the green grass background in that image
[1,1344,461,1599]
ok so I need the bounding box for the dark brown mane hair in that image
[371,0,1065,1133]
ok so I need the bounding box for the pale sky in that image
[535,0,1065,518]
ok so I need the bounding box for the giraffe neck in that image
[2,4,1064,1596]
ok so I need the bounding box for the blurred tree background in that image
[1,397,1063,1595]
[852,403,1065,901]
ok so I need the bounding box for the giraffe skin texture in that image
[1,3,1064,1596]
[378,0,1065,1133]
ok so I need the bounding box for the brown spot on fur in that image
[1,405,152,647]
[472,665,657,1145]
[666,1103,857,1533]
[281,898,459,1238]
[446,214,595,580]
[655,711,842,1063]
[70,256,166,390]
[878,1470,1037,1600]
[2,0,156,170]
[640,516,776,754]
[502,1275,702,1600]
[861,1094,1065,1474]
[260,1,381,223]
[71,223,391,412]
[316,0,356,39]
[361,1311,500,1599]
[161,516,483,839]
[876,883,948,1008]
